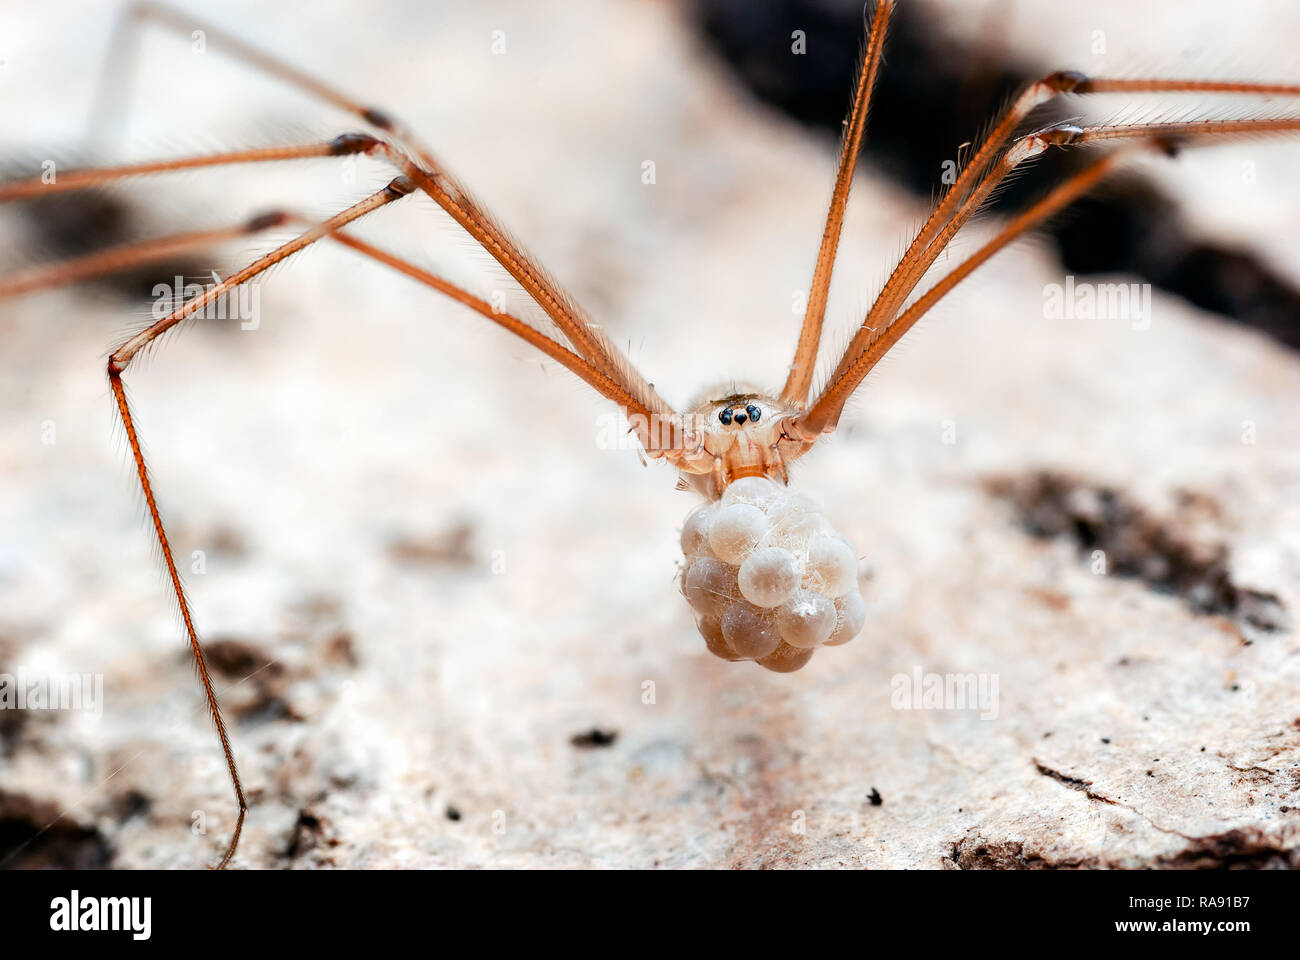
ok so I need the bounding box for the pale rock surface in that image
[0,0,1297,868]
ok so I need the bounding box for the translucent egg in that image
[720,601,781,659]
[708,502,768,564]
[768,511,826,554]
[738,546,801,608]
[776,590,837,648]
[680,502,716,557]
[766,489,822,523]
[756,642,816,673]
[824,590,867,646]
[683,556,737,617]
[720,475,783,513]
[805,535,858,598]
[697,615,741,661]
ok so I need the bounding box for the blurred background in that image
[1,0,1298,868]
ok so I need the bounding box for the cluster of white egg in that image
[680,476,865,672]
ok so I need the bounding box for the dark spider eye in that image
[733,411,747,424]
[718,407,733,425]
[746,404,761,422]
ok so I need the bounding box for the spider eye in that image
[718,407,733,425]
[746,404,761,422]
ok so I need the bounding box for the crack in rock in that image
[985,471,1290,632]
[1033,760,1118,805]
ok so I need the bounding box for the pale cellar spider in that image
[3,0,1299,868]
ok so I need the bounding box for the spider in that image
[3,0,1298,868]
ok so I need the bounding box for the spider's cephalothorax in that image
[674,387,813,500]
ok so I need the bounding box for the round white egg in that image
[825,590,867,646]
[738,546,801,608]
[806,535,858,598]
[721,601,781,659]
[776,590,837,648]
[720,475,783,513]
[756,642,816,673]
[680,502,717,557]
[707,502,768,564]
[683,556,736,617]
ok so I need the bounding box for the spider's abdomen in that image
[679,476,866,672]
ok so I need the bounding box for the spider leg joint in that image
[328,132,382,156]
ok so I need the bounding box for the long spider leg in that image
[368,148,678,423]
[92,2,426,155]
[779,0,893,408]
[814,109,1300,436]
[2,136,690,452]
[85,1,677,426]
[789,120,1085,439]
[107,178,412,869]
[2,192,686,453]
[108,375,251,870]
[801,112,1300,436]
[1071,117,1300,145]
[110,179,412,368]
[0,212,290,299]
[800,149,1131,434]
[830,75,1300,393]
[318,231,686,454]
[1065,78,1300,97]
[99,163,703,867]
[0,138,375,202]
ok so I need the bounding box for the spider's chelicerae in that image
[4,0,1299,868]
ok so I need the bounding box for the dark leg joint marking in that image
[361,106,396,131]
[386,176,416,197]
[1152,135,1185,159]
[329,132,381,156]
[1045,70,1091,94]
[244,210,290,232]
[1039,123,1084,148]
